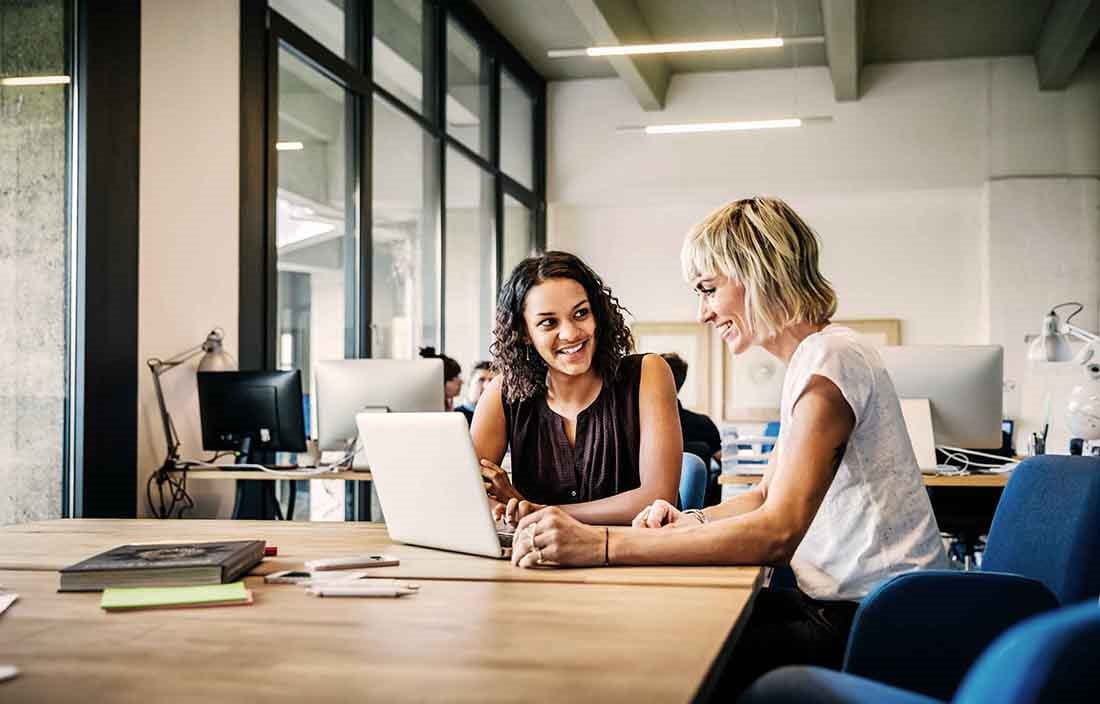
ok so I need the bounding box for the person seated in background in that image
[455,360,494,425]
[660,352,720,509]
[418,347,463,412]
[508,197,948,697]
[659,353,721,464]
[472,251,683,527]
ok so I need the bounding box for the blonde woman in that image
[509,197,948,694]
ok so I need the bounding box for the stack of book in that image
[58,540,265,611]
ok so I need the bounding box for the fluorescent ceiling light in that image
[548,36,822,58]
[275,141,304,151]
[618,116,832,135]
[0,75,71,86]
[645,119,801,134]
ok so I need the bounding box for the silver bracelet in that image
[683,508,708,525]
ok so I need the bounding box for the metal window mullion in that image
[443,133,493,174]
[269,10,371,95]
[265,29,280,370]
[434,0,446,353]
[360,0,374,360]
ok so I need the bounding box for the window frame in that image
[240,0,545,519]
[241,0,545,369]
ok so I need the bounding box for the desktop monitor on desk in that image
[878,345,1004,450]
[196,370,307,463]
[314,359,445,466]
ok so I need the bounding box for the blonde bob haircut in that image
[681,196,837,342]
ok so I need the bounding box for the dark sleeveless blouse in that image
[502,353,646,506]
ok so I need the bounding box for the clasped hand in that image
[510,506,606,568]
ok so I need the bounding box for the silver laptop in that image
[355,412,513,559]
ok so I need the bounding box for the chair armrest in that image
[842,570,1058,701]
[740,666,944,704]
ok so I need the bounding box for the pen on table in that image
[307,585,418,598]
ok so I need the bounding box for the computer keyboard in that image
[497,531,514,548]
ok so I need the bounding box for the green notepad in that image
[100,581,251,611]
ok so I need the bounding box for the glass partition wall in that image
[247,1,545,520]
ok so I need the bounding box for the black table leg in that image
[232,480,283,519]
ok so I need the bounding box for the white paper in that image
[0,592,17,616]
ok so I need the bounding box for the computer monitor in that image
[314,359,445,452]
[197,370,307,463]
[878,345,1003,448]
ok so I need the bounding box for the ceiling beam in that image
[1036,0,1100,90]
[822,0,863,101]
[565,0,669,111]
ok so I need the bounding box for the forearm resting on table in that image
[561,484,677,526]
[700,486,765,522]
[609,504,796,566]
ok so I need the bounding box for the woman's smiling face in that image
[693,273,754,355]
[522,277,597,377]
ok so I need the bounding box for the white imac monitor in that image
[878,345,1003,449]
[314,359,445,452]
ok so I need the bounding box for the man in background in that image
[660,353,721,466]
[456,360,494,425]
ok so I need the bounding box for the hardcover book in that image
[59,540,265,592]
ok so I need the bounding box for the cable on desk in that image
[935,445,1015,473]
[146,442,363,518]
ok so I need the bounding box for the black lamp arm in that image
[147,344,207,466]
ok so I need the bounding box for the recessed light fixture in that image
[275,141,305,151]
[0,75,71,86]
[548,36,823,58]
[618,116,832,135]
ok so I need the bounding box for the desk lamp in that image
[147,328,237,467]
[1027,303,1100,443]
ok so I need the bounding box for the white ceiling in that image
[470,0,1099,105]
[472,0,1065,79]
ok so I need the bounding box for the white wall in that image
[548,56,1100,431]
[138,0,240,517]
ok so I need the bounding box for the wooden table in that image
[0,520,760,589]
[0,520,763,703]
[719,472,1011,487]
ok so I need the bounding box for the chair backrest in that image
[983,456,1100,603]
[953,603,1100,704]
[843,570,1058,700]
[761,421,780,454]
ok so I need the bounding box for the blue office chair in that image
[838,456,1100,700]
[739,602,1100,704]
[680,453,708,510]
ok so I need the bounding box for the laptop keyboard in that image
[497,531,514,548]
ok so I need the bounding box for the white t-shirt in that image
[778,325,948,601]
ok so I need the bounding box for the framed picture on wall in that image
[632,322,709,412]
[834,318,902,347]
[722,346,786,422]
[720,318,902,421]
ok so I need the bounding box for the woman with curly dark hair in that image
[471,251,683,528]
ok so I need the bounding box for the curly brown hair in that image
[491,251,634,403]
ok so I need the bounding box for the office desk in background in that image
[0,520,763,703]
[718,472,1011,487]
[170,468,375,521]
